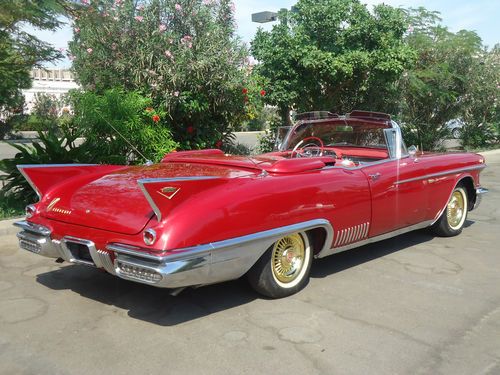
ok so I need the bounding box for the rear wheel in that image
[452,128,461,139]
[431,185,468,237]
[247,232,312,298]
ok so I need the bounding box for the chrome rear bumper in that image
[14,219,333,289]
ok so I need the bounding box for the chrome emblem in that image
[46,197,72,215]
[47,197,60,211]
[157,186,180,200]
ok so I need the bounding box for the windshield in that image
[280,120,389,151]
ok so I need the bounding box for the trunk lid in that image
[41,162,255,234]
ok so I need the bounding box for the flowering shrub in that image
[69,0,251,150]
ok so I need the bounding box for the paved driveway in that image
[0,152,499,374]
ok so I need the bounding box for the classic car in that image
[14,110,488,298]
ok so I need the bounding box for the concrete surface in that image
[0,153,499,375]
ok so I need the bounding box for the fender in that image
[18,164,126,200]
[137,176,226,222]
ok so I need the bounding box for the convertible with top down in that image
[14,110,488,298]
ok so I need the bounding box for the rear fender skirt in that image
[18,164,125,200]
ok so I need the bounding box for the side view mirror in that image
[408,145,418,157]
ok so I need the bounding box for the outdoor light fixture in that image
[251,11,278,23]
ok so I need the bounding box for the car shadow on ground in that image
[35,223,473,326]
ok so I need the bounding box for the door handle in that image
[369,173,381,181]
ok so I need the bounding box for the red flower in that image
[242,88,248,94]
[145,107,154,112]
[215,140,223,149]
[152,115,160,123]
[260,90,266,97]
[187,126,195,134]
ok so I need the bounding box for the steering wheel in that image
[291,136,325,158]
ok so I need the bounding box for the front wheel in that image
[431,185,468,237]
[247,232,313,298]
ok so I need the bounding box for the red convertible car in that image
[14,111,488,298]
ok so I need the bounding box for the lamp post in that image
[251,11,278,23]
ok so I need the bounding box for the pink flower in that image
[82,0,89,4]
[74,27,80,33]
[181,35,193,48]
[111,43,117,50]
[159,24,167,32]
[173,91,180,97]
[86,48,93,54]
[136,4,144,11]
[175,3,182,11]
[69,55,75,61]
[164,50,173,59]
[114,0,122,5]
[58,47,65,52]
[230,2,236,12]
[135,16,144,22]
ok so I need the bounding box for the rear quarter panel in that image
[156,167,371,252]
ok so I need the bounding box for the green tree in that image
[251,0,414,125]
[69,0,253,150]
[459,45,499,148]
[398,7,494,150]
[0,0,66,114]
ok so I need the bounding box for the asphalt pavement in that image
[0,151,498,375]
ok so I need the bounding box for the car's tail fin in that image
[137,176,224,222]
[17,164,125,200]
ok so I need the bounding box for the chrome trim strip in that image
[14,221,51,236]
[334,222,370,247]
[107,243,165,262]
[137,176,220,222]
[363,222,370,239]
[355,224,362,241]
[317,220,433,258]
[96,250,116,275]
[396,165,486,185]
[109,219,334,263]
[338,229,346,246]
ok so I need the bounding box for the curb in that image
[478,149,500,156]
[0,218,21,237]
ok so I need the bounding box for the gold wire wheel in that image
[447,190,465,229]
[271,233,305,284]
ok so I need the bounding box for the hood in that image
[40,162,255,235]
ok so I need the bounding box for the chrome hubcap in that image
[271,234,305,283]
[447,191,465,229]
